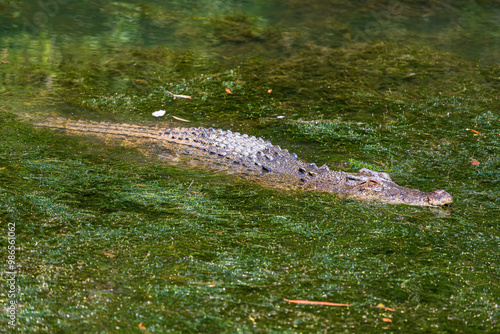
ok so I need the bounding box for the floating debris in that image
[172,115,191,122]
[152,109,166,117]
[165,91,192,99]
[284,298,352,307]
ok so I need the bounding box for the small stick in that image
[166,90,192,99]
[284,298,352,307]
[172,115,191,122]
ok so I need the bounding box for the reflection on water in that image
[0,0,499,63]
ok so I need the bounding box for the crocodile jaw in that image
[373,187,453,206]
[338,185,453,207]
[305,169,453,206]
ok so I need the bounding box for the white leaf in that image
[152,110,166,117]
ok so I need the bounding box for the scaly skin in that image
[34,118,453,206]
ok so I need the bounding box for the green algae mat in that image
[1,1,499,332]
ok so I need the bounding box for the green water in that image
[0,1,499,332]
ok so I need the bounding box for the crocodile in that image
[34,118,453,206]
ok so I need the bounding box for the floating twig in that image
[172,115,191,122]
[166,90,192,99]
[284,298,352,307]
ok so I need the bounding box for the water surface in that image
[0,1,499,332]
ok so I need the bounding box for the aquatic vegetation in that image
[0,1,499,332]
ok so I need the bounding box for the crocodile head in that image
[305,168,453,207]
[350,184,454,206]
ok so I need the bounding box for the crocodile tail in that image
[33,117,166,140]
